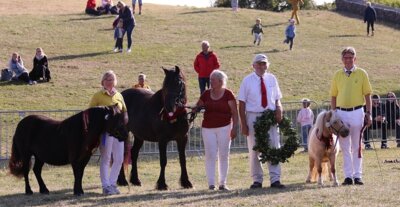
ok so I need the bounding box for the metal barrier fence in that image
[1,99,399,160]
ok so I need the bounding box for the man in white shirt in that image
[238,54,284,189]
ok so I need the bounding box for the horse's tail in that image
[123,137,132,172]
[8,140,26,178]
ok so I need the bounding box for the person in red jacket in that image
[194,40,220,95]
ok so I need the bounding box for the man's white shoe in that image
[127,48,131,53]
[113,48,119,52]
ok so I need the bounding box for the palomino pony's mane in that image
[314,110,327,138]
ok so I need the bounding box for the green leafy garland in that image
[253,110,299,165]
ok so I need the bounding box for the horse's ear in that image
[175,65,180,74]
[162,66,168,74]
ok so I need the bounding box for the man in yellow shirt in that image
[132,73,151,90]
[290,0,303,24]
[330,47,372,186]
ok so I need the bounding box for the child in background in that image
[113,19,125,53]
[251,18,264,46]
[296,98,314,152]
[283,19,296,50]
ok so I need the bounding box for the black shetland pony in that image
[117,66,193,190]
[8,105,128,196]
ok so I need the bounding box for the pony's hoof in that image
[74,191,84,196]
[25,190,33,195]
[333,182,339,187]
[40,189,50,194]
[156,183,169,191]
[181,180,193,189]
[305,179,311,183]
[131,179,142,186]
[117,179,129,186]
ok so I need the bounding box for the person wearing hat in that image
[238,53,285,189]
[296,98,314,152]
[330,47,372,185]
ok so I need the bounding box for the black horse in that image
[117,66,193,190]
[8,105,128,196]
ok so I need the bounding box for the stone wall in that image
[336,0,400,28]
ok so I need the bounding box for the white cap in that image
[253,54,269,64]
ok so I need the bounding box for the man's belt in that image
[336,105,363,111]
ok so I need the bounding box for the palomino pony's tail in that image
[8,141,28,178]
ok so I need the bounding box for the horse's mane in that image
[314,110,327,138]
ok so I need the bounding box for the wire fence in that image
[1,99,399,160]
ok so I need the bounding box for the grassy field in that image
[0,149,400,206]
[0,0,399,110]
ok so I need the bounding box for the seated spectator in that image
[363,94,387,149]
[385,92,400,147]
[85,0,105,16]
[132,73,151,90]
[100,0,119,14]
[8,52,35,85]
[29,48,51,82]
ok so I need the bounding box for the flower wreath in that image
[253,110,299,165]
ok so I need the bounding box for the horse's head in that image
[104,104,129,142]
[161,66,186,114]
[324,110,350,138]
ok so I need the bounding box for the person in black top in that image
[385,92,400,147]
[117,1,135,53]
[29,48,51,82]
[364,2,377,36]
[363,94,387,149]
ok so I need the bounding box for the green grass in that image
[1,149,400,206]
[373,0,400,8]
[0,1,399,110]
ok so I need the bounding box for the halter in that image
[160,75,187,123]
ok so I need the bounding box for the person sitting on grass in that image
[85,0,105,16]
[29,48,51,82]
[9,52,36,85]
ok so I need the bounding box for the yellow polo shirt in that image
[330,67,372,108]
[89,89,127,112]
[132,83,151,90]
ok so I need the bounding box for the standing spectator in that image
[132,73,151,90]
[113,19,125,53]
[363,94,387,150]
[8,52,35,85]
[289,0,303,24]
[330,47,372,185]
[296,98,314,152]
[238,54,285,189]
[132,0,143,15]
[29,48,51,82]
[283,19,296,51]
[364,2,377,36]
[251,18,264,46]
[195,70,239,191]
[117,1,135,53]
[89,70,128,195]
[231,0,239,12]
[385,92,400,147]
[194,40,220,95]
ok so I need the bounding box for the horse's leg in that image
[129,138,144,186]
[177,135,192,188]
[71,156,91,196]
[32,159,49,194]
[156,141,168,190]
[306,156,314,183]
[316,159,323,186]
[329,153,339,186]
[117,140,130,186]
[23,155,33,195]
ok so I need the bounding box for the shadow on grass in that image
[179,9,224,15]
[263,22,287,27]
[48,51,112,61]
[220,45,255,49]
[329,34,364,38]
[254,49,283,54]
[67,15,114,21]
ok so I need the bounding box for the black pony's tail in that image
[8,140,27,178]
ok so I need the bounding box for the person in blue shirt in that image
[283,19,296,51]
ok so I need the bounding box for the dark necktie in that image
[260,77,267,108]
[346,70,352,77]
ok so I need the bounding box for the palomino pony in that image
[306,110,350,186]
[117,66,193,190]
[8,105,128,195]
